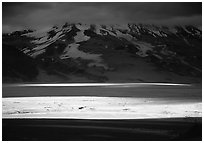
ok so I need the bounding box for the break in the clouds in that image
[2,2,202,33]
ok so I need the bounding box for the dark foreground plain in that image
[3,118,201,141]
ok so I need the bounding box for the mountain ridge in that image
[2,23,202,83]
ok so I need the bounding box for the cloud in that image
[2,2,202,33]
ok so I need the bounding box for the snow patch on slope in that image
[115,30,134,41]
[30,49,46,58]
[152,30,167,37]
[32,31,63,45]
[74,24,90,43]
[74,31,90,43]
[60,23,107,69]
[61,43,101,62]
[26,30,64,57]
[60,43,107,69]
[134,41,154,57]
[95,25,102,35]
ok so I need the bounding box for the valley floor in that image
[2,84,202,140]
[3,84,201,119]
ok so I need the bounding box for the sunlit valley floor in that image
[3,84,201,119]
[2,84,202,141]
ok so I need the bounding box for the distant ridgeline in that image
[2,23,202,83]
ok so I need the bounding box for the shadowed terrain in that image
[3,118,202,141]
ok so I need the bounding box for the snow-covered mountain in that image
[2,23,202,83]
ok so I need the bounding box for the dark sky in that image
[2,2,202,33]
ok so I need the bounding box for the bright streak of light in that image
[3,83,191,87]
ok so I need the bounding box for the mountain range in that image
[2,23,202,83]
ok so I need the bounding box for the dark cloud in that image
[2,2,202,33]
